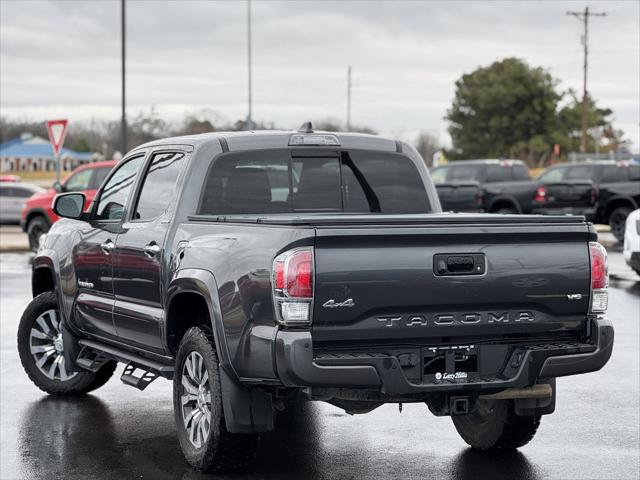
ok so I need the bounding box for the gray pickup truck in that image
[18,125,614,472]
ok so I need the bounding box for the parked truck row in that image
[432,159,640,240]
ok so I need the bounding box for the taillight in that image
[272,248,314,325]
[534,186,546,203]
[590,186,598,205]
[589,242,608,313]
[476,190,484,207]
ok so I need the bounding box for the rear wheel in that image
[174,327,259,472]
[495,207,518,214]
[609,206,631,242]
[451,399,540,450]
[17,292,117,395]
[27,215,50,252]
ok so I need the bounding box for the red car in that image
[21,160,117,251]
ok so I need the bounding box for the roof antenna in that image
[298,122,313,133]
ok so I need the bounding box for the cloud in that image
[1,0,638,149]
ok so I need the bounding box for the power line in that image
[567,6,607,153]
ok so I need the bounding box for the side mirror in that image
[53,181,65,193]
[53,193,86,220]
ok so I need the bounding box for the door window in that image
[601,165,628,183]
[91,166,113,190]
[565,166,597,181]
[485,165,508,183]
[538,167,566,182]
[133,152,185,221]
[513,165,531,180]
[95,156,145,221]
[64,169,93,191]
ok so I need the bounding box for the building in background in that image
[0,133,98,172]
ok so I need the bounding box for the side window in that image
[0,187,7,197]
[8,187,34,198]
[90,167,113,190]
[485,165,507,183]
[566,166,597,181]
[95,156,145,221]
[133,152,185,221]
[513,165,530,180]
[601,166,628,183]
[64,169,93,192]
[630,165,640,181]
[430,167,448,185]
[538,167,566,183]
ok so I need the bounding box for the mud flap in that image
[514,378,556,416]
[219,367,274,433]
[61,324,83,372]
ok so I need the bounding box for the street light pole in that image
[121,0,127,154]
[246,0,253,130]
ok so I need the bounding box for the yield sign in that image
[46,119,68,157]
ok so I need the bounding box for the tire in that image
[495,207,518,214]
[27,215,50,252]
[451,399,540,450]
[17,291,117,396]
[174,327,259,472]
[609,206,632,242]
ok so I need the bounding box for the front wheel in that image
[451,399,541,450]
[17,291,117,395]
[173,327,259,472]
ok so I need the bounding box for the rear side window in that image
[198,149,430,215]
[485,165,508,183]
[513,165,530,180]
[601,165,628,183]
[134,152,185,220]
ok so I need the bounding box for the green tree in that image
[446,58,561,165]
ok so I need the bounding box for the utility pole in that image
[346,65,352,131]
[567,6,606,153]
[121,0,127,154]
[246,0,253,130]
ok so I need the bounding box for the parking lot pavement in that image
[0,251,638,480]
[0,226,29,252]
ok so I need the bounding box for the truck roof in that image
[132,128,403,154]
[435,159,525,166]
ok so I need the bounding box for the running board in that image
[77,339,174,379]
[120,362,160,390]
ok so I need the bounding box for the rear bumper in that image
[274,317,613,395]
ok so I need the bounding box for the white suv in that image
[623,209,640,276]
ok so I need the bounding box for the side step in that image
[120,362,160,391]
[77,339,175,382]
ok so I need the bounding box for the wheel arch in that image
[488,195,522,213]
[604,196,637,220]
[166,269,238,381]
[25,208,51,228]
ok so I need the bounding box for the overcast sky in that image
[1,0,638,150]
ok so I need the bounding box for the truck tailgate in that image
[311,216,591,346]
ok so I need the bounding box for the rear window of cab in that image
[198,149,431,215]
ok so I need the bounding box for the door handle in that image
[100,240,115,254]
[144,243,161,258]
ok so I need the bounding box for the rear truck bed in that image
[247,213,615,397]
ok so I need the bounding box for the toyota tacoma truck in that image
[18,125,614,472]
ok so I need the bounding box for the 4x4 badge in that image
[322,298,355,309]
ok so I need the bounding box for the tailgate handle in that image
[434,253,486,276]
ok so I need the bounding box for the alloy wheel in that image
[29,309,77,381]
[181,351,212,449]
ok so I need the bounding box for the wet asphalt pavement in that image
[1,244,638,480]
